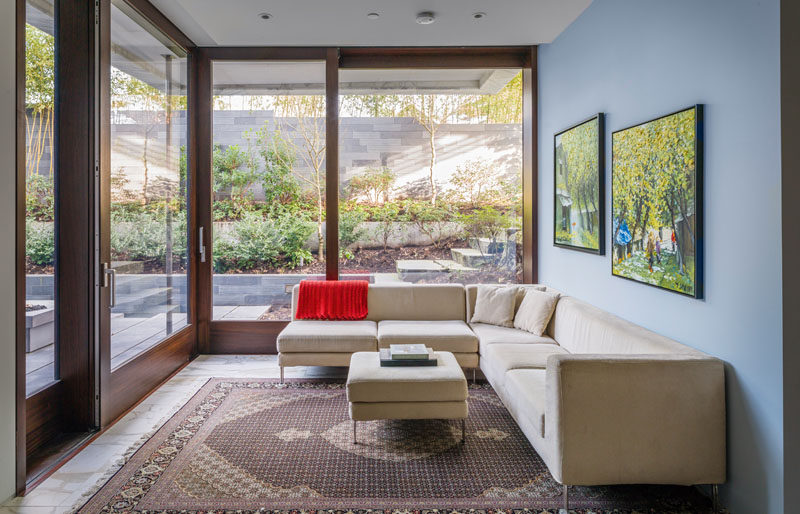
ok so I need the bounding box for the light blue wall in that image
[537,1,782,512]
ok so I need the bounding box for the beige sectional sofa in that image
[277,282,726,494]
[465,285,726,491]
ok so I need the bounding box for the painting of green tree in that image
[612,106,702,297]
[554,115,603,252]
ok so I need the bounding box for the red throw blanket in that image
[295,280,369,320]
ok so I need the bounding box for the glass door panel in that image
[108,1,189,370]
[24,0,57,396]
[210,61,326,321]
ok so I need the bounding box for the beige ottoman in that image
[346,351,469,444]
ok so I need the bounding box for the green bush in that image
[213,212,280,273]
[403,199,457,248]
[110,210,187,262]
[339,205,368,257]
[26,174,54,221]
[26,220,54,266]
[369,203,403,252]
[346,167,395,204]
[273,208,314,268]
[259,131,300,205]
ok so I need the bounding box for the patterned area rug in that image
[77,379,713,513]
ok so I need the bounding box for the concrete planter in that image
[25,307,54,353]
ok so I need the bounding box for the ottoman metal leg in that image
[280,366,284,384]
[352,420,357,444]
[461,418,466,443]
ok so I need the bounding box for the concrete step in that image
[113,287,176,314]
[469,237,506,254]
[451,248,494,267]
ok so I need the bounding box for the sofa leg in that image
[711,484,720,512]
[563,484,569,512]
[472,368,476,384]
[280,366,284,384]
[461,418,466,443]
[352,420,357,444]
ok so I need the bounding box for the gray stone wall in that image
[28,110,521,203]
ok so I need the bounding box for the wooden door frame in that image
[197,45,538,353]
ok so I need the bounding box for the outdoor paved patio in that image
[26,312,189,395]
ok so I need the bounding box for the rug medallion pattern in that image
[77,379,713,513]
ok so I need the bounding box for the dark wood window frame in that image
[197,46,538,354]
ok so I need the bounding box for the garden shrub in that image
[347,167,396,204]
[403,199,457,248]
[369,203,403,252]
[339,205,368,257]
[213,211,280,273]
[26,220,54,266]
[260,131,300,205]
[110,210,187,263]
[26,174,54,221]
[272,207,314,268]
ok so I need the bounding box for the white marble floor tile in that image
[5,354,344,513]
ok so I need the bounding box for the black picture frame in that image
[553,113,605,254]
[610,105,704,299]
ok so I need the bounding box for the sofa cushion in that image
[378,320,478,353]
[470,285,519,327]
[483,343,568,389]
[504,369,547,438]
[277,320,377,353]
[465,284,547,322]
[514,289,561,336]
[470,322,558,355]
[549,296,704,355]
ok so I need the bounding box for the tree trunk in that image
[142,129,150,204]
[316,180,324,259]
[428,128,438,205]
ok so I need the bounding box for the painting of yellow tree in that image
[554,114,604,253]
[612,106,703,298]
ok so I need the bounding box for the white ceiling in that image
[150,0,592,47]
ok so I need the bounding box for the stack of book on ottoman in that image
[379,344,437,367]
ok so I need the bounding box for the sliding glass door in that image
[107,1,189,369]
[99,0,193,425]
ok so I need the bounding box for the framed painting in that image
[611,105,704,298]
[554,114,605,254]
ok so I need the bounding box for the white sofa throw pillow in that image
[514,289,561,336]
[471,285,519,327]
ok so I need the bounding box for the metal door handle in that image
[199,226,206,263]
[104,263,116,308]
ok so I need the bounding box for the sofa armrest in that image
[545,353,726,486]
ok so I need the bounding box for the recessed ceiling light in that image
[367,12,380,20]
[472,12,487,20]
[258,12,273,20]
[415,11,436,25]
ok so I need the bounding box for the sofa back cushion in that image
[549,296,702,356]
[293,283,467,321]
[465,284,546,322]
